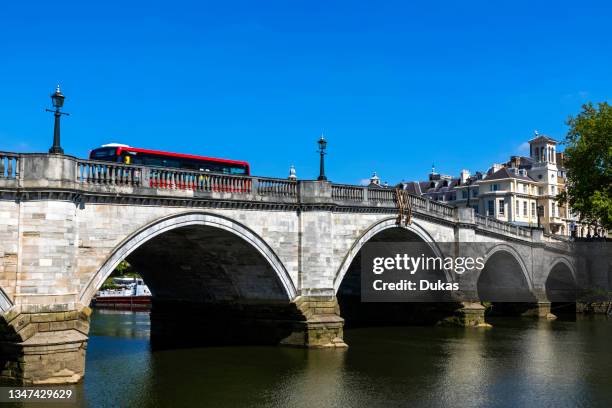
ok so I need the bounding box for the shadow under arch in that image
[477,245,537,316]
[80,211,302,349]
[79,211,297,307]
[335,217,459,327]
[546,258,578,315]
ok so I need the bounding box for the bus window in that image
[91,148,117,159]
[230,167,247,175]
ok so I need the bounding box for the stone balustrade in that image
[0,152,19,189]
[0,152,539,240]
[475,214,532,238]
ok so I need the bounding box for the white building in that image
[400,133,586,236]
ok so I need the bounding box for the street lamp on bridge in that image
[46,85,70,154]
[317,134,327,181]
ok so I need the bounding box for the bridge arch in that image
[477,244,536,307]
[480,244,533,287]
[79,211,297,307]
[547,257,576,282]
[333,217,446,293]
[546,257,578,311]
[334,217,458,327]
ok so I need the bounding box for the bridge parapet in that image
[475,214,533,239]
[0,152,539,240]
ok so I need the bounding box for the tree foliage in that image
[559,102,612,230]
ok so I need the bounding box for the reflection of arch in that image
[79,212,296,306]
[333,217,445,293]
[480,244,533,289]
[0,287,13,313]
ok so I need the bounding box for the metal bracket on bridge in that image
[395,188,412,227]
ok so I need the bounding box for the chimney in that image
[460,169,470,184]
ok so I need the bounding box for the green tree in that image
[559,102,612,230]
[115,260,132,275]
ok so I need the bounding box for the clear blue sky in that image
[1,1,610,184]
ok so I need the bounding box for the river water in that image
[26,309,612,407]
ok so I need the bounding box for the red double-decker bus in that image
[89,144,250,175]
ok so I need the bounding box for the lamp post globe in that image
[318,135,327,151]
[51,85,65,108]
[47,85,69,155]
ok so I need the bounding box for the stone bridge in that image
[0,152,586,385]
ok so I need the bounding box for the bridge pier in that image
[438,302,488,327]
[0,305,91,385]
[521,301,557,319]
[148,296,346,350]
[281,296,346,348]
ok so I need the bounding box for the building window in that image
[462,190,468,199]
[531,202,536,217]
[473,205,479,214]
[498,199,504,215]
[523,201,528,217]
[538,187,543,195]
[551,185,556,195]
[515,200,519,215]
[472,188,479,197]
[489,184,499,192]
[487,200,494,216]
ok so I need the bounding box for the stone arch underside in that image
[127,224,289,303]
[336,220,459,327]
[477,248,537,315]
[83,212,304,348]
[546,260,578,315]
[79,212,296,307]
[334,218,449,293]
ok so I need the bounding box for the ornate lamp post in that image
[317,134,327,181]
[46,85,69,154]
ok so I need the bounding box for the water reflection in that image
[75,310,612,407]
